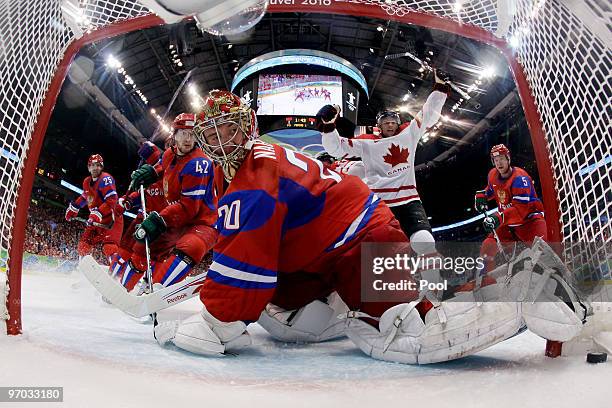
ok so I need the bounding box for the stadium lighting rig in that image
[105,54,149,105]
[187,83,205,109]
[169,44,183,67]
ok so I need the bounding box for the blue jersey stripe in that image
[214,252,277,277]
[326,193,380,251]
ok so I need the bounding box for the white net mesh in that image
[1,0,610,332]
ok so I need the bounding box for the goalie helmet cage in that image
[1,1,610,336]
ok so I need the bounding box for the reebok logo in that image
[166,293,187,304]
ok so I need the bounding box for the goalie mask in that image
[194,90,258,180]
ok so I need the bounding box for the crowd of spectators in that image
[24,202,82,260]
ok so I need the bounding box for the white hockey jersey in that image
[331,159,366,179]
[321,90,447,207]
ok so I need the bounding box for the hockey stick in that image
[73,216,113,230]
[137,184,157,322]
[478,209,510,263]
[79,255,205,317]
[385,50,472,101]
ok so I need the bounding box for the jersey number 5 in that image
[218,200,241,230]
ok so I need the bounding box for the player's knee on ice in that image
[409,229,436,256]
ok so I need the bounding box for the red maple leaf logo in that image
[383,144,409,167]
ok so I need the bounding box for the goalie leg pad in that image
[508,269,584,342]
[347,292,524,364]
[258,292,349,343]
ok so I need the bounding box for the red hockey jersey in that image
[483,166,545,227]
[72,171,118,223]
[155,147,218,228]
[126,180,168,214]
[200,141,394,322]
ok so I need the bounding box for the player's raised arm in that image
[317,104,364,158]
[413,70,450,134]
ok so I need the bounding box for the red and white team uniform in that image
[116,179,171,289]
[200,142,405,322]
[321,90,446,207]
[479,165,547,269]
[154,91,585,365]
[112,142,171,288]
[141,145,219,287]
[67,164,123,259]
[330,159,365,179]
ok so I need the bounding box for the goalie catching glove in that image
[134,211,166,242]
[129,164,158,190]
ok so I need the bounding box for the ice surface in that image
[1,270,609,408]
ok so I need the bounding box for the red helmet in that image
[172,113,196,131]
[88,154,104,167]
[490,144,510,162]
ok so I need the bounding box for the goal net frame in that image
[1,0,610,336]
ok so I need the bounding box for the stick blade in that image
[79,255,148,317]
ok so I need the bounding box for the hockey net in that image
[1,0,610,336]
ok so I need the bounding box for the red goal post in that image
[1,0,610,335]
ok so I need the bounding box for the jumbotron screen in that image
[256,74,343,116]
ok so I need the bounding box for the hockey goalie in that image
[153,90,589,364]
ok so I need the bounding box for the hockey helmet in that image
[172,113,196,131]
[88,154,104,168]
[376,110,401,125]
[316,151,336,164]
[194,89,257,162]
[490,144,511,163]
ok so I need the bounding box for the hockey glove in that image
[134,211,166,243]
[474,190,488,213]
[65,203,79,221]
[483,213,503,232]
[316,104,341,133]
[118,195,133,212]
[432,69,452,95]
[129,164,158,190]
[87,209,103,226]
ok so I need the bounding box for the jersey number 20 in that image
[218,200,241,230]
